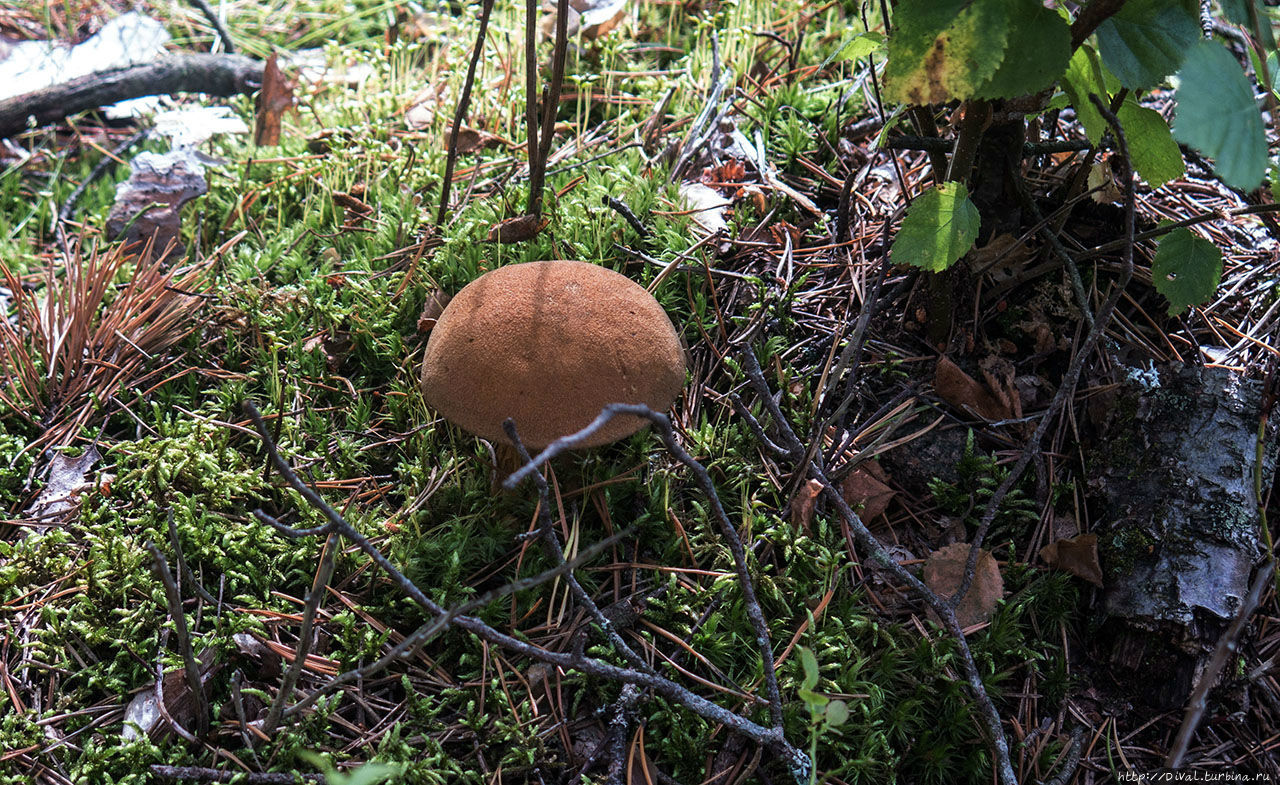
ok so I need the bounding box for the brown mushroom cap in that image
[420,260,686,449]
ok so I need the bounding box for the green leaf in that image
[1060,46,1109,144]
[1151,227,1223,315]
[837,31,887,62]
[800,646,819,690]
[798,687,829,708]
[1117,99,1184,187]
[890,182,980,272]
[1096,0,1200,90]
[824,699,850,727]
[974,0,1071,99]
[884,0,1011,104]
[1221,0,1276,50]
[1173,40,1268,191]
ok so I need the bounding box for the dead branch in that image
[243,401,810,778]
[1166,560,1276,768]
[0,54,263,139]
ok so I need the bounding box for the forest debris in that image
[791,478,824,531]
[416,290,452,334]
[25,446,101,528]
[486,213,547,243]
[1039,533,1103,587]
[444,126,509,155]
[923,542,1003,629]
[541,0,629,40]
[1090,364,1274,625]
[105,148,210,257]
[935,355,1013,421]
[678,182,732,235]
[0,54,264,139]
[153,106,248,147]
[253,53,294,146]
[0,11,168,107]
[839,462,895,523]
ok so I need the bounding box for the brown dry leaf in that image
[839,462,895,522]
[1039,533,1103,587]
[978,355,1021,419]
[486,213,548,244]
[254,53,294,146]
[417,290,452,334]
[969,232,1034,281]
[922,542,1003,629]
[790,478,824,531]
[935,356,1012,421]
[445,126,509,155]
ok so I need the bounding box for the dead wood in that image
[0,53,263,139]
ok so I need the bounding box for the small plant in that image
[871,0,1260,315]
[796,646,850,784]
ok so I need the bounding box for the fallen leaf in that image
[935,356,1012,422]
[254,53,294,147]
[1039,533,1103,587]
[417,290,452,334]
[105,149,210,259]
[791,478,824,531]
[839,462,895,522]
[978,356,1021,419]
[445,126,509,155]
[26,445,102,527]
[922,542,1003,629]
[486,213,548,244]
[968,232,1034,281]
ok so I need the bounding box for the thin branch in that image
[185,0,237,54]
[733,347,1019,785]
[242,401,809,776]
[503,419,656,675]
[1166,560,1275,768]
[436,0,496,225]
[150,766,321,783]
[0,54,263,139]
[504,405,788,730]
[145,540,209,738]
[262,531,339,735]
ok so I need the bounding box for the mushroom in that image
[420,260,685,450]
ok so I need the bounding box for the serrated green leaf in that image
[1117,99,1184,187]
[1173,40,1268,191]
[890,182,980,272]
[884,0,1011,104]
[1060,46,1109,144]
[1151,227,1223,315]
[800,646,819,689]
[825,699,850,727]
[975,0,1071,99]
[838,31,887,62]
[1096,0,1200,90]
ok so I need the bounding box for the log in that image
[1088,364,1277,707]
[0,54,263,139]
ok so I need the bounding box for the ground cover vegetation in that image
[0,0,1278,783]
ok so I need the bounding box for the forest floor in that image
[1,1,1279,784]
